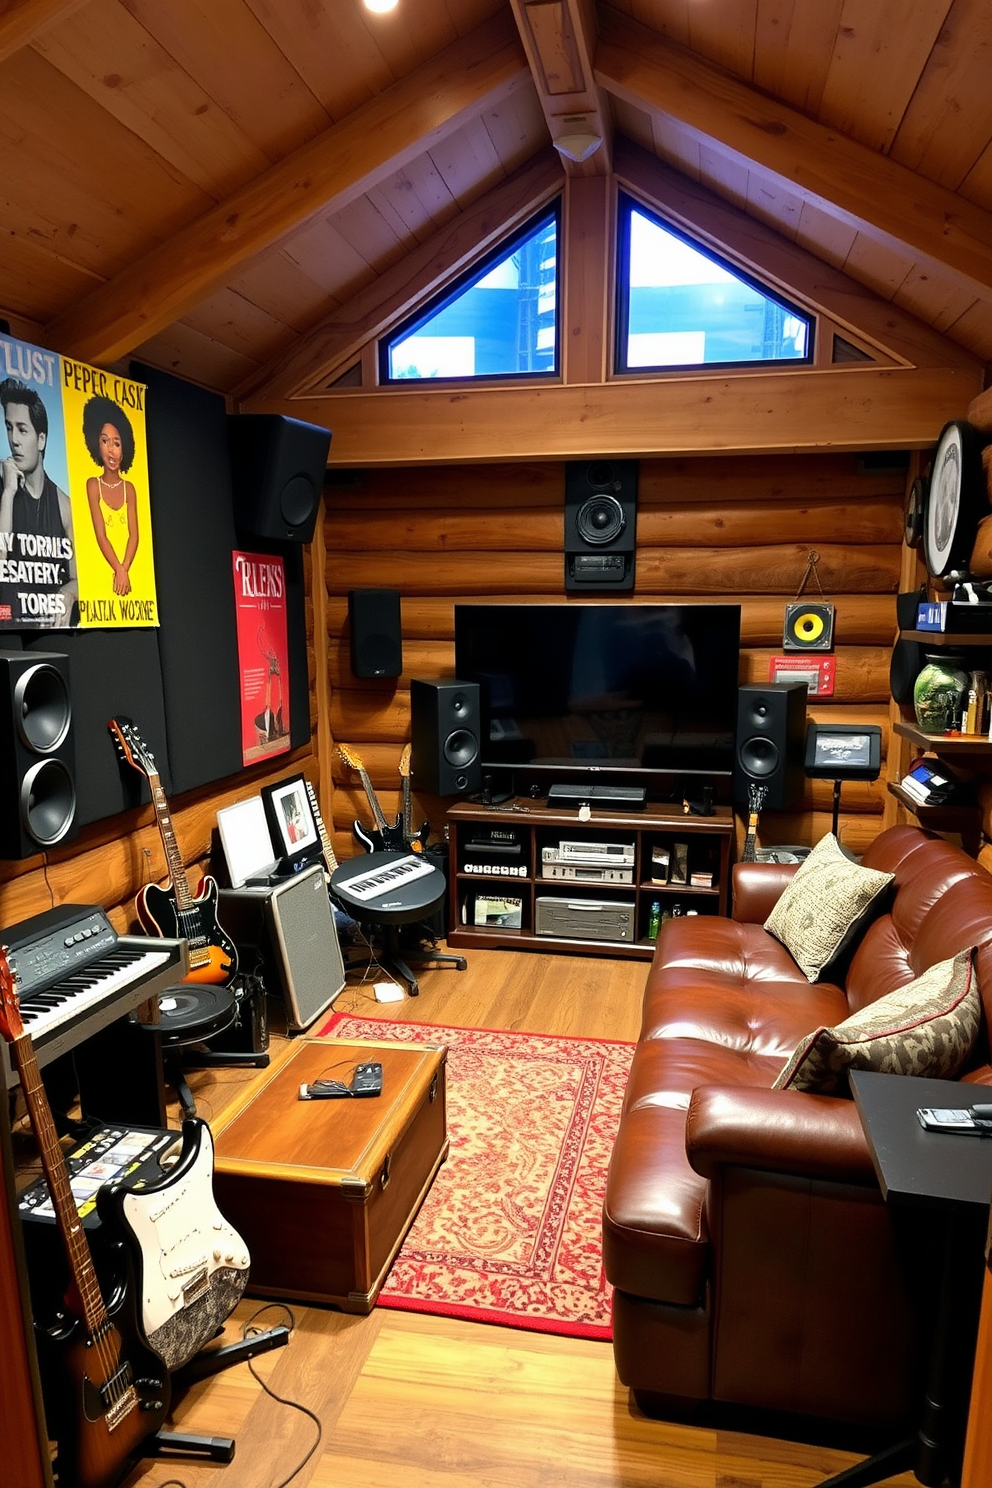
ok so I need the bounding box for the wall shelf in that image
[894,721,992,757]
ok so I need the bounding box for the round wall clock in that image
[903,474,927,549]
[923,420,985,580]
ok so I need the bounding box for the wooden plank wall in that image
[324,451,904,860]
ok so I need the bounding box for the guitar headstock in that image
[398,744,412,779]
[0,945,23,1043]
[337,743,364,772]
[747,783,769,812]
[109,716,157,780]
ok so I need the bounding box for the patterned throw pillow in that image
[764,832,894,983]
[772,949,978,1095]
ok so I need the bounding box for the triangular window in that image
[380,204,560,383]
[615,193,812,373]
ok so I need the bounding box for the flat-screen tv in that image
[454,603,742,782]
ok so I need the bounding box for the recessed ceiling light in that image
[364,0,398,12]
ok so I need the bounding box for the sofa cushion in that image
[772,948,978,1094]
[764,833,894,983]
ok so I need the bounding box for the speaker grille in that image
[444,728,479,768]
[21,758,76,846]
[15,662,71,752]
[576,494,626,545]
[265,866,345,1031]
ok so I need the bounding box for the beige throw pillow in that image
[772,949,979,1095]
[764,832,894,983]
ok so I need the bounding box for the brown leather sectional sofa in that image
[603,824,992,1430]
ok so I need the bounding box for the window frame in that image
[613,191,815,377]
[379,200,563,387]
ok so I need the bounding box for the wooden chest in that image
[211,1038,447,1313]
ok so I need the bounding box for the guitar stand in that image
[142,1323,291,1464]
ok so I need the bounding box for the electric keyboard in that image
[334,853,435,902]
[1,903,187,1089]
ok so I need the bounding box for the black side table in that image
[819,1071,992,1488]
[330,850,466,997]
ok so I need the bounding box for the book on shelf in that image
[468,895,523,929]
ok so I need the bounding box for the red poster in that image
[233,551,290,766]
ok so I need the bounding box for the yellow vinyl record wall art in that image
[0,333,158,629]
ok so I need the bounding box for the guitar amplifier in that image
[219,863,345,1031]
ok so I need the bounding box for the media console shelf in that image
[446,797,735,960]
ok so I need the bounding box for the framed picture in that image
[261,774,319,865]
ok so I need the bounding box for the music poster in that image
[233,550,291,767]
[0,333,158,629]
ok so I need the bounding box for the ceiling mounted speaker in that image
[228,414,331,543]
[565,459,637,592]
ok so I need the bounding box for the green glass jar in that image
[913,653,970,732]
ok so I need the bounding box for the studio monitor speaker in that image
[410,678,481,797]
[0,651,77,858]
[734,681,807,810]
[349,588,402,678]
[219,864,344,1031]
[565,459,637,592]
[228,414,331,543]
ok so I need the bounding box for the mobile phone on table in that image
[917,1107,984,1135]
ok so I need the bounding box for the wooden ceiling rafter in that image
[237,151,565,406]
[0,0,87,64]
[509,0,612,176]
[595,4,992,303]
[44,10,531,366]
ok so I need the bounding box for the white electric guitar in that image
[106,1118,251,1373]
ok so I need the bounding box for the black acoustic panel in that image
[410,678,481,797]
[228,414,331,543]
[349,588,402,678]
[25,629,170,825]
[733,682,807,810]
[131,363,242,793]
[0,651,77,858]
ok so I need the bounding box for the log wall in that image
[323,452,905,859]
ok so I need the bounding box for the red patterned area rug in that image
[318,1014,634,1341]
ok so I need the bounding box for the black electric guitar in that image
[305,778,339,879]
[740,783,768,863]
[109,716,238,983]
[338,743,405,852]
[399,743,430,853]
[0,947,171,1488]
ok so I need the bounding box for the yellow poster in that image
[60,357,158,627]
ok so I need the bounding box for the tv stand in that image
[446,796,734,960]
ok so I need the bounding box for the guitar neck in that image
[402,776,412,839]
[12,1033,106,1335]
[359,767,390,834]
[306,781,338,873]
[147,773,196,914]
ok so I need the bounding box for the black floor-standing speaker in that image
[0,651,77,858]
[410,679,481,796]
[733,682,808,810]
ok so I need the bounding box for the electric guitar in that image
[740,783,768,863]
[399,743,430,853]
[305,778,339,879]
[337,743,405,852]
[109,716,238,984]
[0,947,170,1488]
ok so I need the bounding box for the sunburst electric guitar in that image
[398,743,430,854]
[0,946,171,1488]
[109,716,237,983]
[338,743,405,852]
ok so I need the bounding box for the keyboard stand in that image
[330,850,465,998]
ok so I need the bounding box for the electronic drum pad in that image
[153,984,236,1045]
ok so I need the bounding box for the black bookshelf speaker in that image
[410,679,481,796]
[733,682,807,810]
[565,459,637,592]
[349,588,402,678]
[0,651,77,858]
[228,414,331,543]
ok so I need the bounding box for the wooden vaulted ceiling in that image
[1,0,990,432]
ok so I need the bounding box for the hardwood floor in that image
[105,943,917,1488]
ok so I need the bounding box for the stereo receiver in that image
[545,841,635,864]
[541,862,633,884]
[535,897,634,941]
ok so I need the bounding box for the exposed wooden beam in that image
[595,5,992,299]
[0,0,87,63]
[509,0,611,176]
[267,365,981,466]
[45,12,529,366]
[237,152,564,405]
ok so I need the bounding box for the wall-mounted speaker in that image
[733,681,807,810]
[219,864,344,1032]
[410,679,481,797]
[565,459,637,592]
[349,588,402,678]
[228,414,331,543]
[0,651,77,858]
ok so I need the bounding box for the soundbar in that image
[548,783,646,809]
